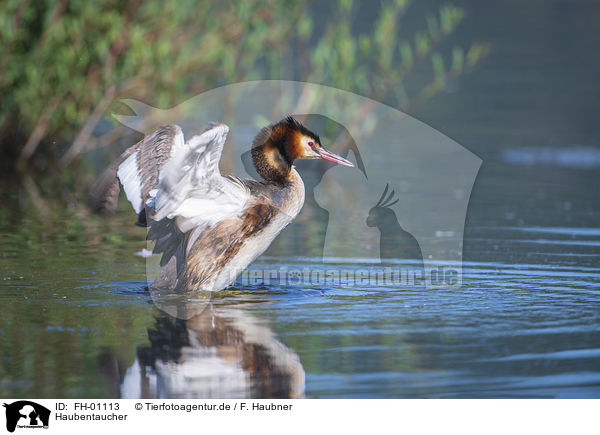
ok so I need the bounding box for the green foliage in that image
[297,0,489,108]
[1,0,306,165]
[0,0,488,206]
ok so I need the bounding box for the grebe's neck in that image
[251,143,292,183]
[251,124,297,184]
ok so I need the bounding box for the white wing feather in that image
[152,124,249,233]
[117,151,143,213]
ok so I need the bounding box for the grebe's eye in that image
[308,141,314,147]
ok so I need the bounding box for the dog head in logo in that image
[3,401,50,433]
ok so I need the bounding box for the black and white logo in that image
[3,401,50,433]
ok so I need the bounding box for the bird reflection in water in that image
[113,302,304,399]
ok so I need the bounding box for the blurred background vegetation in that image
[0,0,487,219]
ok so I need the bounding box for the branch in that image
[17,97,59,167]
[60,85,116,166]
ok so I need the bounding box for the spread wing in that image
[150,123,250,233]
[115,123,251,279]
[115,123,250,231]
[116,125,184,214]
[90,122,253,288]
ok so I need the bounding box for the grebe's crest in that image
[252,116,321,151]
[282,116,321,144]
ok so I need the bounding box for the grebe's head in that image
[252,116,353,182]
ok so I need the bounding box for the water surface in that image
[1,208,598,398]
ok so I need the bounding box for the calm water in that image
[1,0,600,398]
[1,172,599,398]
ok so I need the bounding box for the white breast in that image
[209,169,305,291]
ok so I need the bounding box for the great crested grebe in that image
[93,117,353,291]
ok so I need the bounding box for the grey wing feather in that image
[117,125,184,214]
[89,144,137,213]
[90,125,184,214]
[136,125,184,203]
